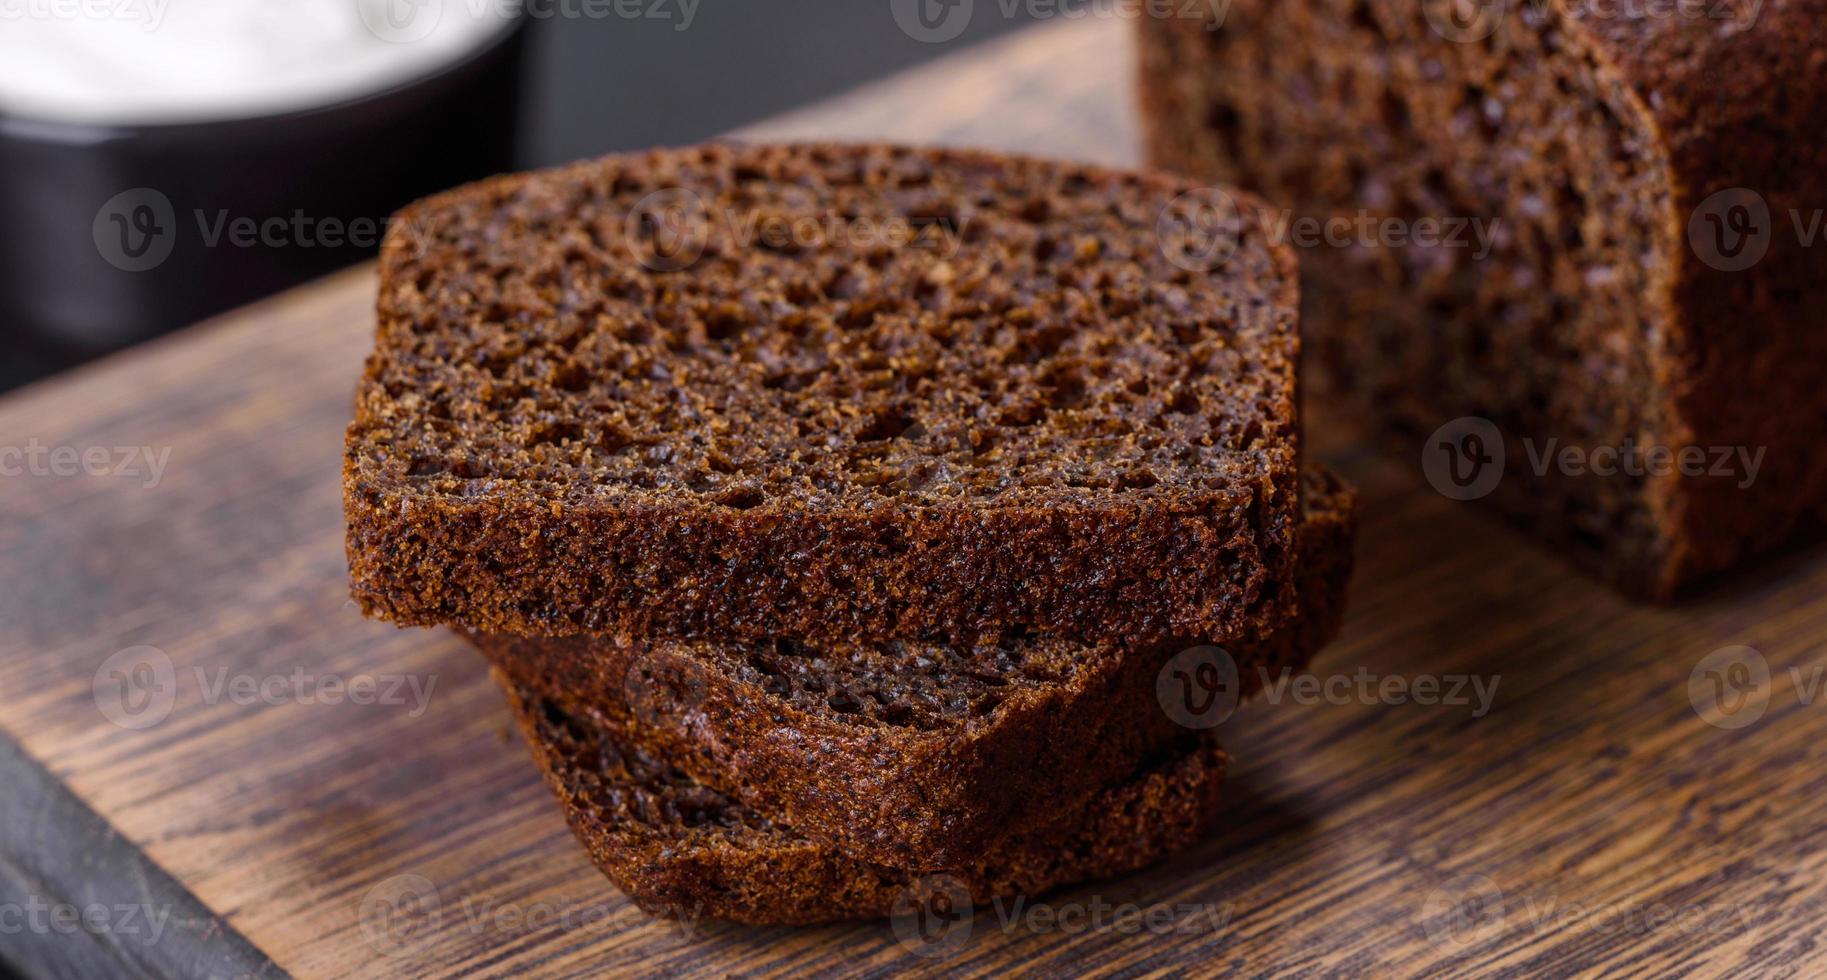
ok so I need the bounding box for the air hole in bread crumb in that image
[704,303,747,341]
[1045,370,1088,410]
[716,485,766,510]
[527,421,584,447]
[552,362,591,392]
[599,427,636,455]
[857,407,917,442]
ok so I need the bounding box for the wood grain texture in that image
[4,14,1827,978]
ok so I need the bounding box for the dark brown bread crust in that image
[1137,0,1827,598]
[471,468,1354,869]
[346,142,1304,645]
[496,673,1228,925]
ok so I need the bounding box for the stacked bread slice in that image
[344,143,1358,924]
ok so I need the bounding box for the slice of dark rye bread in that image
[345,142,1306,648]
[1137,1,1827,599]
[470,468,1355,870]
[496,671,1229,926]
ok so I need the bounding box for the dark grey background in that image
[518,1,1043,166]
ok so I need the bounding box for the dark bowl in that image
[0,18,526,363]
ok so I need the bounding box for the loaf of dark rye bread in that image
[471,468,1354,869]
[1138,0,1827,598]
[345,142,1306,646]
[496,672,1228,925]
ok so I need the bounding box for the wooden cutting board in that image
[5,15,1826,979]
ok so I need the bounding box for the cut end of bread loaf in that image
[497,671,1228,925]
[345,142,1304,646]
